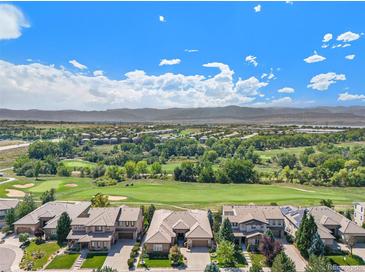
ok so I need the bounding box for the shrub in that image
[169,245,184,266]
[94,176,117,187]
[19,233,30,243]
[127,258,134,269]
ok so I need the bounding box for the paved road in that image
[0,235,23,272]
[283,243,307,271]
[0,247,16,271]
[0,143,30,152]
[103,239,135,271]
[181,247,210,271]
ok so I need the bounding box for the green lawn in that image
[138,258,172,268]
[21,241,61,270]
[2,175,365,209]
[61,159,97,169]
[327,255,365,266]
[250,253,266,267]
[46,253,79,269]
[81,253,107,269]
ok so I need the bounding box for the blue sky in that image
[0,1,365,110]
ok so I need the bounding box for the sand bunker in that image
[65,184,78,187]
[13,183,34,189]
[6,189,25,197]
[108,195,127,201]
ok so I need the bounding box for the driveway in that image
[0,235,23,271]
[181,247,210,271]
[103,239,135,271]
[283,243,307,271]
[0,247,16,271]
[340,243,365,261]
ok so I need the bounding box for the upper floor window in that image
[95,226,103,231]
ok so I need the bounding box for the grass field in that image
[81,253,107,269]
[139,258,171,268]
[0,146,27,169]
[22,241,61,270]
[327,255,364,266]
[2,175,365,209]
[46,253,79,269]
[61,159,97,169]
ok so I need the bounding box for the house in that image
[144,209,213,253]
[282,206,365,246]
[67,205,143,251]
[353,202,365,227]
[14,201,91,239]
[0,199,19,228]
[222,205,285,246]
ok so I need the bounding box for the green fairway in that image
[3,174,365,209]
[61,159,96,169]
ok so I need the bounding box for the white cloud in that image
[0,59,270,110]
[254,97,293,107]
[338,92,365,101]
[278,87,295,94]
[69,59,87,70]
[0,4,30,40]
[159,58,181,66]
[245,55,258,67]
[307,72,346,91]
[345,54,355,60]
[184,49,199,53]
[159,15,165,22]
[321,44,329,49]
[322,33,333,43]
[93,70,104,77]
[254,4,262,12]
[337,31,361,42]
[304,51,326,63]
[342,43,351,48]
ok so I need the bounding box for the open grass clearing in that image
[61,159,96,169]
[81,253,107,269]
[327,255,364,266]
[21,241,61,270]
[46,253,79,269]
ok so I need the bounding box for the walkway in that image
[283,243,307,271]
[72,249,88,270]
[242,244,252,267]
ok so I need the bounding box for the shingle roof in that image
[223,205,284,224]
[14,201,91,226]
[72,207,120,226]
[118,206,141,222]
[144,209,213,244]
[0,199,19,211]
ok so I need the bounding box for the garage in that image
[118,232,134,239]
[191,239,209,247]
[15,227,33,234]
[354,236,365,243]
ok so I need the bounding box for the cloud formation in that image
[93,70,104,77]
[307,72,346,91]
[254,5,262,12]
[159,15,165,22]
[304,51,326,63]
[69,59,87,70]
[159,58,181,66]
[0,4,30,40]
[322,33,333,43]
[278,87,295,94]
[184,49,199,53]
[345,54,355,60]
[0,59,270,110]
[337,31,361,42]
[338,92,365,101]
[245,55,258,67]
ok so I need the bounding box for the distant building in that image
[199,136,208,144]
[0,199,19,228]
[354,202,365,227]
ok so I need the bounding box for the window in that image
[131,221,135,227]
[153,244,163,252]
[126,221,129,227]
[95,226,103,232]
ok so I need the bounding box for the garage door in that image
[192,239,208,247]
[354,236,365,243]
[118,232,134,239]
[16,227,32,234]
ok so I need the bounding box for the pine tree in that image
[5,208,16,230]
[305,255,332,272]
[218,218,235,243]
[295,210,317,258]
[207,209,214,229]
[264,229,275,241]
[271,252,296,272]
[308,232,324,256]
[145,204,156,227]
[204,263,220,272]
[15,194,36,219]
[56,212,72,244]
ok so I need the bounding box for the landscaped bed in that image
[250,253,266,267]
[327,255,365,266]
[46,253,79,269]
[81,253,108,269]
[21,241,61,270]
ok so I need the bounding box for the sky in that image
[0,1,365,110]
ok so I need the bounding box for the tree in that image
[169,245,184,266]
[150,162,162,175]
[91,193,110,207]
[207,209,214,229]
[34,227,44,239]
[136,160,148,175]
[221,158,257,184]
[145,204,156,227]
[124,161,136,178]
[275,153,298,169]
[174,162,197,182]
[320,199,334,208]
[218,218,234,243]
[57,163,71,177]
[15,194,36,219]
[56,212,72,244]
[34,160,41,180]
[198,165,216,183]
[271,252,296,272]
[205,263,220,272]
[295,211,317,258]
[264,229,275,241]
[216,240,235,267]
[308,232,324,256]
[346,236,356,256]
[249,262,263,272]
[19,233,29,243]
[305,255,332,272]
[259,235,283,266]
[5,207,16,230]
[40,188,55,204]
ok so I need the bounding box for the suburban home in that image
[282,206,365,247]
[67,205,143,251]
[0,199,19,228]
[222,205,285,246]
[14,201,91,239]
[353,202,365,227]
[144,209,213,253]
